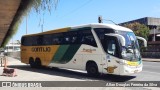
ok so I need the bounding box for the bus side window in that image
[21,37,25,45]
[62,31,79,45]
[37,35,43,45]
[22,37,33,46]
[80,30,97,47]
[52,33,63,45]
[43,34,52,45]
[31,36,37,46]
[52,38,58,44]
[107,40,116,56]
[72,36,77,43]
[63,32,70,44]
[94,28,115,47]
[70,31,78,44]
[64,37,70,44]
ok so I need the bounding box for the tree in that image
[123,22,150,52]
[123,22,150,40]
[1,0,59,47]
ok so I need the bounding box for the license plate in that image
[134,70,138,73]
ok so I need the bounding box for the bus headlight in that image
[116,60,127,65]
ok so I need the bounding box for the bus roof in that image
[22,23,133,37]
[71,23,133,32]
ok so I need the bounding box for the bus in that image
[21,23,147,76]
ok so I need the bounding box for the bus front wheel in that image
[86,62,99,77]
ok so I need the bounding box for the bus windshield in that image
[118,31,141,61]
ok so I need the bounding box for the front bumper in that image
[119,64,142,76]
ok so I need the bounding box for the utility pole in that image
[42,13,44,32]
[12,38,14,52]
[26,15,27,34]
[153,26,156,41]
[41,25,43,32]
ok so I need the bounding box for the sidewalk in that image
[142,58,160,62]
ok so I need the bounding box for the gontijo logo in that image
[32,47,51,52]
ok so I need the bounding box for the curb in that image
[142,59,160,62]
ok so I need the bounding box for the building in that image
[4,40,21,53]
[120,17,160,58]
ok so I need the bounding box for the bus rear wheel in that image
[35,58,42,68]
[29,58,35,68]
[86,62,99,77]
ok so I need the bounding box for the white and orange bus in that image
[21,23,147,76]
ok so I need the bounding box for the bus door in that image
[104,36,120,74]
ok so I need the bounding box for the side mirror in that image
[105,34,126,46]
[136,36,147,47]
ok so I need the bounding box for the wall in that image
[7,51,20,60]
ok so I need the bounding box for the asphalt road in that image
[0,57,160,90]
[1,57,160,82]
[143,61,160,75]
[130,61,160,81]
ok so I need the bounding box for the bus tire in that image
[29,57,35,68]
[35,58,42,68]
[86,61,99,77]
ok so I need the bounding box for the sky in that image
[11,0,160,42]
